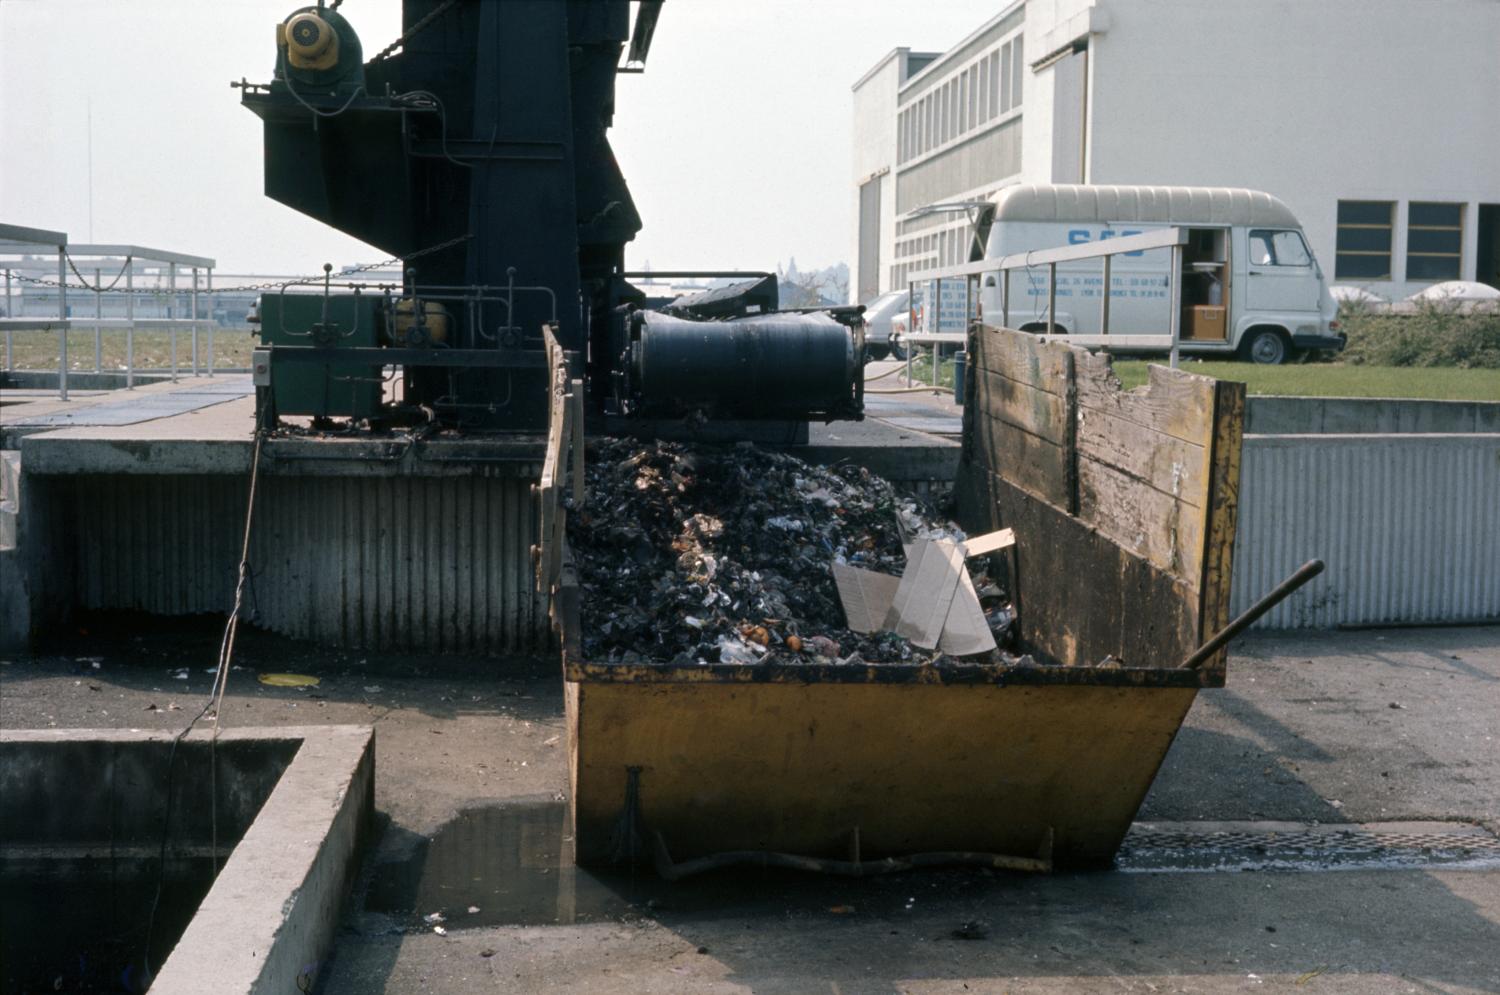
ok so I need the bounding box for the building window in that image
[1012,36,1024,106]
[968,65,979,130]
[1406,202,1463,281]
[978,59,989,122]
[1001,44,1012,112]
[1334,200,1394,280]
[988,52,1000,118]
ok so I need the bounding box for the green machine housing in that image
[257,292,382,420]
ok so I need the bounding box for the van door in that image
[1244,228,1321,313]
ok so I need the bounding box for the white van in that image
[975,184,1345,364]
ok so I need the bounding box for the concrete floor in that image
[2,622,1497,993]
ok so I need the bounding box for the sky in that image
[0,0,1002,277]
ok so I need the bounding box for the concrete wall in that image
[851,51,904,302]
[1231,433,1500,628]
[1246,396,1500,436]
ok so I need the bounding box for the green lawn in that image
[900,350,1497,401]
[1111,360,1500,401]
[2,328,256,373]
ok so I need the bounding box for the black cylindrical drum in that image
[633,311,859,420]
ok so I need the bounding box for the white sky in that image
[0,0,1001,277]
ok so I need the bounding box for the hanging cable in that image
[142,419,268,978]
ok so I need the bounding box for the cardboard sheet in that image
[831,563,902,634]
[881,538,966,650]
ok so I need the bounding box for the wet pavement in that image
[2,621,1497,993]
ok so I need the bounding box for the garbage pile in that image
[568,438,1012,666]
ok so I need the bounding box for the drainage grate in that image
[1117,821,1500,872]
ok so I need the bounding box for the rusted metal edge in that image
[561,651,1220,688]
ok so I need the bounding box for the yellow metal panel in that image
[569,680,1196,867]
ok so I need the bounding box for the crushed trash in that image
[569,439,1011,665]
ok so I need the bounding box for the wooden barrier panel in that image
[957,325,1244,671]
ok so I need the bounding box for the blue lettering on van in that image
[1066,228,1146,256]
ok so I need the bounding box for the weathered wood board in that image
[957,325,1244,673]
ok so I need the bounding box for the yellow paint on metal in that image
[284,12,339,71]
[568,679,1196,866]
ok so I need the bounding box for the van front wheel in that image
[1240,327,1290,365]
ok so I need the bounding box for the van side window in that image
[1250,229,1312,267]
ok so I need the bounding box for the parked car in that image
[859,289,909,360]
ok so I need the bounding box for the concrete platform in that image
[0,372,960,654]
[1,623,1496,993]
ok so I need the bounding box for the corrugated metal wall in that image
[1230,434,1500,628]
[71,472,547,652]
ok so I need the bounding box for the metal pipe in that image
[94,267,103,373]
[4,268,11,371]
[206,268,214,376]
[169,261,178,382]
[905,279,914,386]
[653,831,1051,880]
[1180,560,1326,670]
[191,267,200,376]
[1002,268,1010,328]
[1101,255,1112,338]
[1047,262,1057,335]
[125,258,135,389]
[1168,243,1182,369]
[58,245,68,401]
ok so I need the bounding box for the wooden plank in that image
[1074,350,1216,449]
[939,568,997,657]
[972,411,1072,509]
[974,326,1073,393]
[1196,379,1246,671]
[1077,457,1204,585]
[569,379,585,509]
[1076,405,1208,510]
[963,528,1015,557]
[973,366,1071,445]
[988,473,1126,667]
[882,539,966,650]
[832,563,901,634]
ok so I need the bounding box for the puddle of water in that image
[364,802,979,929]
[1,861,213,995]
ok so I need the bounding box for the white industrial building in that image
[851,0,1500,305]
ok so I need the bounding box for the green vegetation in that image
[1,328,256,373]
[1111,360,1499,401]
[1339,305,1499,369]
[902,351,958,390]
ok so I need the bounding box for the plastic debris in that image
[258,673,321,688]
[569,439,996,664]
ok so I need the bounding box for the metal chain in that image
[4,233,472,295]
[368,0,458,63]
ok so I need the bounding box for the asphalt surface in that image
[2,620,1497,993]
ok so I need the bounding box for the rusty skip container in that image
[556,327,1245,869]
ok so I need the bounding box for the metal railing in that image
[901,227,1191,382]
[1,223,217,400]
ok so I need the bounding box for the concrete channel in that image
[0,725,372,994]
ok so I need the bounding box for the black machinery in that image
[239,1,863,433]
